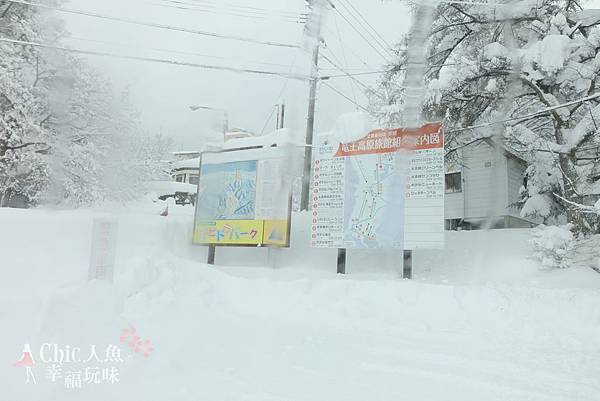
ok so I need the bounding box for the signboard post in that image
[403,250,412,279]
[337,248,346,274]
[88,218,118,282]
[192,146,293,257]
[207,244,216,265]
[311,123,445,275]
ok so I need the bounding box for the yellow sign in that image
[194,220,264,245]
[263,220,289,246]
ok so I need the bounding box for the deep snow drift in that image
[1,203,600,401]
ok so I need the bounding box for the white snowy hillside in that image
[2,203,600,401]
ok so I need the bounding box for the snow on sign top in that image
[331,112,373,144]
[335,122,443,157]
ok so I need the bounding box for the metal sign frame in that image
[192,145,293,250]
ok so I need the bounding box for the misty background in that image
[60,0,410,149]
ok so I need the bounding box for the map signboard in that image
[311,122,444,250]
[193,146,291,247]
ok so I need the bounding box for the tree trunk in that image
[0,188,12,207]
[558,151,594,233]
[554,127,595,233]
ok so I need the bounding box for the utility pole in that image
[300,2,323,211]
[279,103,285,129]
[275,103,286,129]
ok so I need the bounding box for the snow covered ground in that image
[2,202,600,400]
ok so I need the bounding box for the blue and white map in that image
[342,153,405,248]
[197,160,257,220]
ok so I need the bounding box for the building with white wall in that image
[444,138,534,229]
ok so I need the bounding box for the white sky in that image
[60,0,411,149]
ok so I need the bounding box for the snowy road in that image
[1,207,599,400]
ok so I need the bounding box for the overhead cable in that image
[334,0,393,58]
[7,0,300,48]
[322,81,370,112]
[326,0,392,62]
[0,37,309,80]
[446,92,600,133]
[67,36,298,69]
[338,0,392,50]
[149,0,307,23]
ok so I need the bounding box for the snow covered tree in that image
[0,1,56,206]
[0,2,169,207]
[372,0,600,233]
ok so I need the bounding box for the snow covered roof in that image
[225,128,254,137]
[223,128,301,149]
[477,138,528,163]
[173,157,200,170]
[170,150,201,155]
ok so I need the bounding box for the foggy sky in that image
[61,0,411,149]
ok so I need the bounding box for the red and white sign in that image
[334,122,443,157]
[311,122,445,250]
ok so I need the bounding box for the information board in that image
[311,122,444,250]
[193,146,292,247]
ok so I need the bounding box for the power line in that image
[172,0,307,18]
[320,52,388,102]
[438,0,504,6]
[446,92,600,133]
[325,1,392,63]
[8,0,300,49]
[322,81,369,112]
[320,67,377,71]
[334,0,393,58]
[324,25,372,68]
[338,0,392,51]
[67,36,297,69]
[320,70,387,78]
[0,37,310,80]
[332,11,357,105]
[146,0,308,23]
[260,51,301,134]
[320,53,371,92]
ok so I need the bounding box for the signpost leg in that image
[403,250,412,279]
[337,248,346,274]
[207,245,216,265]
[267,247,278,269]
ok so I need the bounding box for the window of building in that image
[189,174,199,185]
[445,172,462,193]
[175,175,184,183]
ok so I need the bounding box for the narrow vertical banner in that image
[88,218,118,282]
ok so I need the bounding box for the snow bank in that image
[530,224,574,268]
[2,206,600,400]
